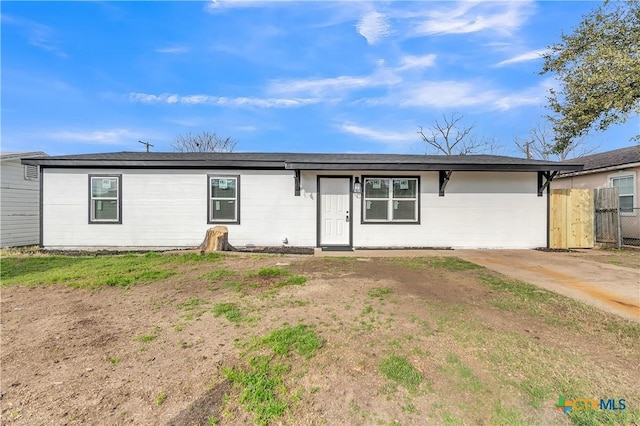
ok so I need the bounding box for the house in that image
[553,145,639,209]
[22,152,582,250]
[552,145,640,244]
[1,151,47,247]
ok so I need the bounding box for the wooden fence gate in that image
[594,187,620,246]
[549,189,594,249]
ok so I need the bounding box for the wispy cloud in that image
[269,69,401,97]
[234,125,258,132]
[1,14,66,57]
[491,78,554,111]
[362,78,546,111]
[129,92,322,108]
[413,1,534,36]
[129,93,172,104]
[266,54,436,99]
[357,11,391,45]
[47,129,143,145]
[395,54,437,71]
[495,48,549,67]
[166,117,203,127]
[131,74,546,115]
[492,93,541,111]
[155,46,190,54]
[340,122,416,143]
[391,80,499,109]
[204,0,273,13]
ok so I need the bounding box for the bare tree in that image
[172,131,237,153]
[418,112,500,155]
[514,122,598,161]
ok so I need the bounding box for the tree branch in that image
[172,131,238,153]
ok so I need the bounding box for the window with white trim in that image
[89,175,121,223]
[611,175,635,213]
[362,177,419,223]
[208,175,239,223]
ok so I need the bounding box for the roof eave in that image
[284,162,584,172]
[21,159,286,169]
[557,161,640,178]
[22,157,584,172]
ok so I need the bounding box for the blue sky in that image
[2,1,638,157]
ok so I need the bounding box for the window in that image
[611,175,635,213]
[89,175,121,223]
[362,177,419,223]
[208,175,240,224]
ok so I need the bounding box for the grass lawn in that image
[0,251,223,288]
[1,251,638,425]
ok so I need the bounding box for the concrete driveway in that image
[453,250,640,322]
[316,248,640,322]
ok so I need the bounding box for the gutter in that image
[557,162,640,178]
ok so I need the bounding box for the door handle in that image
[346,210,350,222]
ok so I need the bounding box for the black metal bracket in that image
[538,171,558,196]
[294,169,301,196]
[439,170,452,197]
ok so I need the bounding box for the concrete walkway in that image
[315,248,640,322]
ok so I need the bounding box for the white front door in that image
[319,177,351,246]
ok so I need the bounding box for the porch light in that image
[353,177,362,194]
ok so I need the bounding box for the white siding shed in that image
[1,152,46,247]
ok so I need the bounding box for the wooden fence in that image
[549,189,595,249]
[594,187,620,246]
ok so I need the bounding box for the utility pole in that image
[138,140,154,152]
[524,141,532,159]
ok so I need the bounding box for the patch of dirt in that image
[234,246,314,255]
[2,254,638,425]
[534,248,579,253]
[166,381,232,426]
[30,246,315,257]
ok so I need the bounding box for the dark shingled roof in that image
[22,151,583,172]
[561,145,640,173]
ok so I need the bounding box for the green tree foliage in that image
[541,0,640,153]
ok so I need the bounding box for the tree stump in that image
[199,226,230,253]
